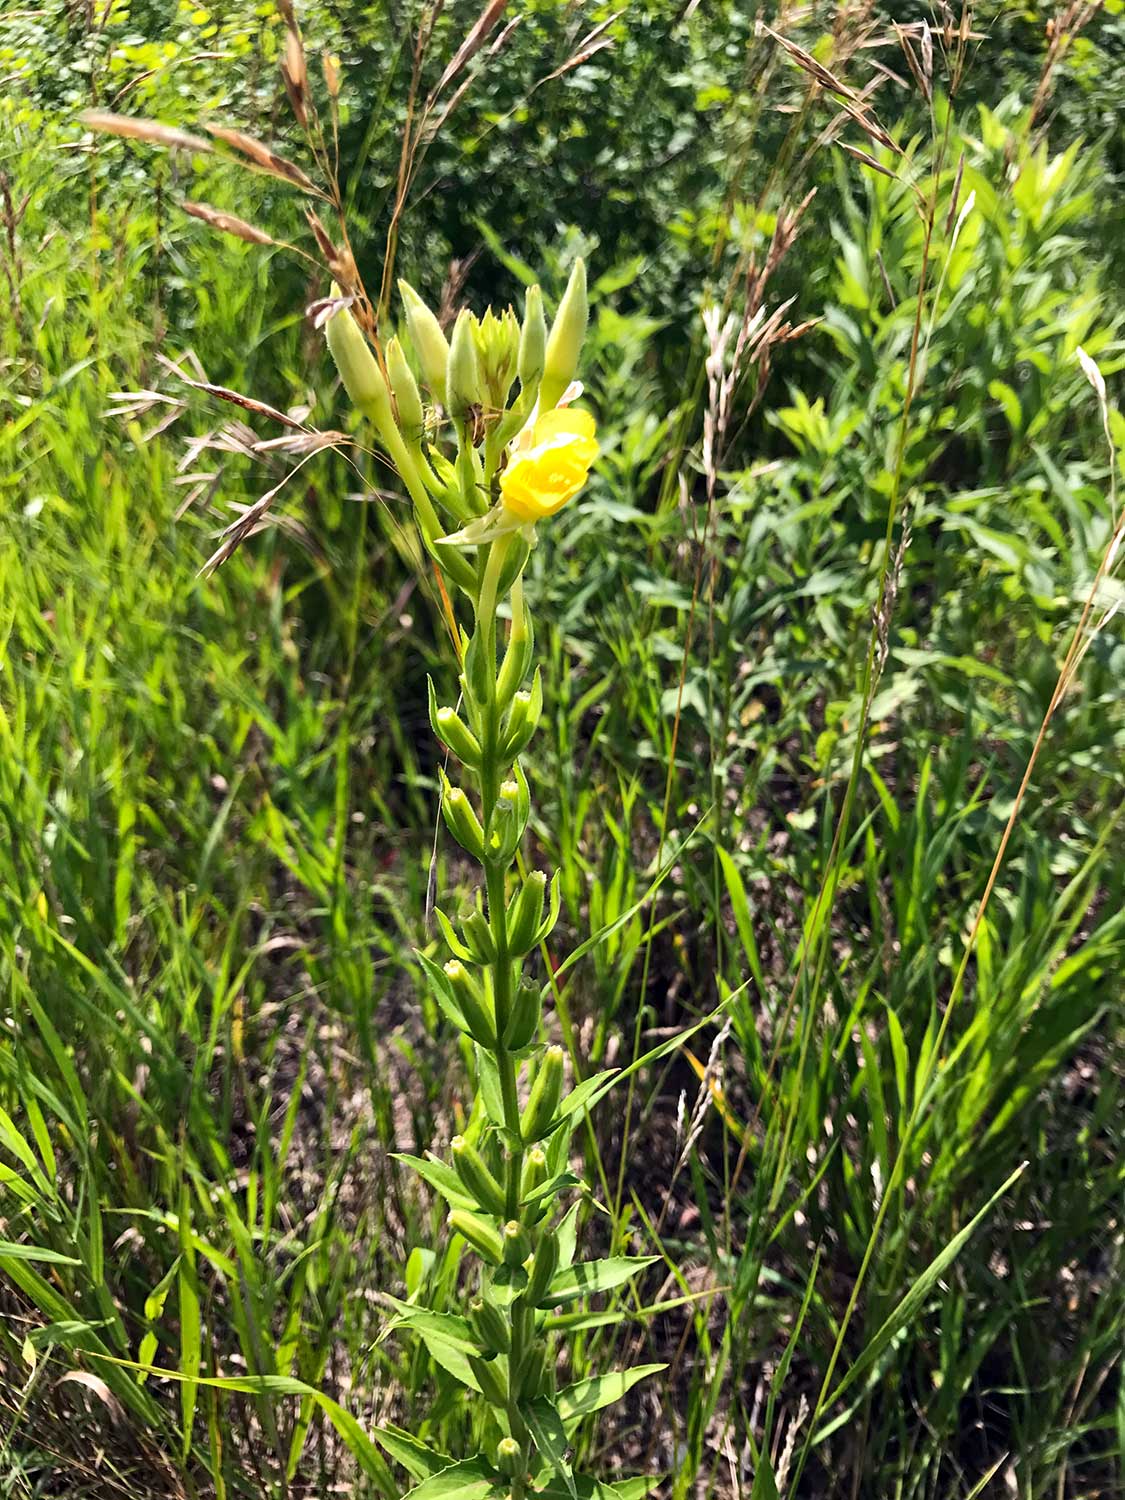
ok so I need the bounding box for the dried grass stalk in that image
[79,110,212,155]
[433,0,509,100]
[206,126,321,195]
[181,201,277,247]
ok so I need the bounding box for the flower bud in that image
[526,1230,560,1306]
[325,295,395,435]
[449,1209,503,1265]
[486,776,529,865]
[495,1437,523,1478]
[521,1045,564,1143]
[519,284,546,390]
[441,775,485,861]
[398,278,450,404]
[385,334,424,440]
[506,870,547,958]
[501,1220,532,1267]
[521,1145,549,1202]
[505,975,542,1050]
[469,1298,511,1357]
[472,306,519,410]
[540,258,587,411]
[447,309,482,422]
[515,1343,546,1402]
[461,908,497,965]
[468,1352,508,1407]
[452,1134,508,1217]
[443,960,496,1047]
[428,680,481,767]
[501,670,543,759]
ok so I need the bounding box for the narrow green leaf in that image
[556,1364,666,1428]
[547,1257,658,1304]
[820,1163,1027,1417]
[524,1396,576,1496]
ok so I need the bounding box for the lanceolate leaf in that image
[556,1364,666,1430]
[523,1396,576,1496]
[390,1153,476,1209]
[402,1456,499,1500]
[372,1424,454,1484]
[546,1256,658,1304]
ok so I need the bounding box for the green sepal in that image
[505,975,542,1049]
[434,906,474,963]
[468,1297,511,1356]
[496,596,535,704]
[442,960,496,1047]
[461,906,498,964]
[496,532,532,596]
[525,1231,559,1306]
[467,1352,509,1409]
[501,1220,531,1267]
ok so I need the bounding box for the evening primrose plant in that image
[327,261,664,1500]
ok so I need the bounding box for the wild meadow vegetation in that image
[2,2,1124,1497]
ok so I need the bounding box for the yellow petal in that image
[533,406,596,445]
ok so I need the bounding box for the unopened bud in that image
[441,776,485,861]
[540,258,587,411]
[398,279,450,403]
[447,309,482,422]
[501,1220,532,1267]
[443,960,495,1047]
[452,1134,507,1216]
[325,295,394,435]
[505,975,542,1050]
[449,1209,503,1265]
[469,1298,511,1356]
[496,1437,523,1478]
[386,335,424,440]
[526,1230,560,1305]
[507,869,547,958]
[519,284,547,390]
[521,1046,564,1143]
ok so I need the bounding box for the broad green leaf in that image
[547,1257,658,1304]
[373,1424,454,1484]
[402,1455,498,1500]
[392,1154,476,1209]
[556,1364,666,1428]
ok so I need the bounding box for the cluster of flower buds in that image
[325,260,597,597]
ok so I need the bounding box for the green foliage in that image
[2,3,1125,1498]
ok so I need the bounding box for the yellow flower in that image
[499,408,599,524]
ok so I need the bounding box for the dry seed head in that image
[181,201,276,247]
[323,52,341,98]
[79,110,212,155]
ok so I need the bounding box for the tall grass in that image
[2,3,1123,1497]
